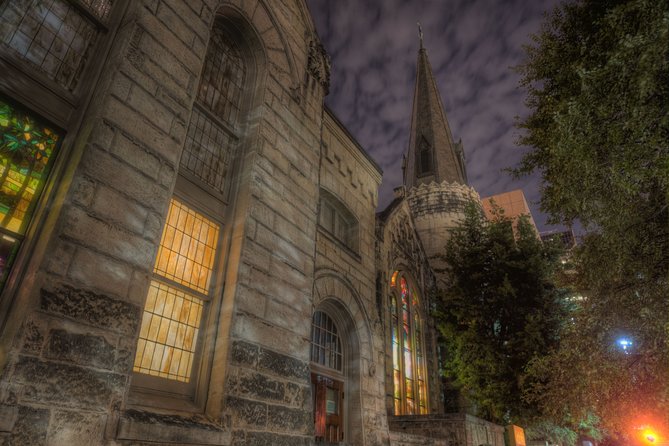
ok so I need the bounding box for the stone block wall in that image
[0,0,337,444]
[1,0,212,443]
[313,110,387,445]
[389,414,505,446]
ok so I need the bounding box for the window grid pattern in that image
[133,281,203,382]
[310,311,343,372]
[391,295,401,414]
[390,272,428,415]
[0,0,100,91]
[196,27,245,127]
[319,192,358,252]
[181,107,236,197]
[154,199,220,295]
[134,199,220,383]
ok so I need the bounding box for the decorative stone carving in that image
[307,39,331,94]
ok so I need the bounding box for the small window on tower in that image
[417,137,432,176]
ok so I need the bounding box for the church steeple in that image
[404,29,467,189]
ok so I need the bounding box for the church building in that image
[0,1,504,444]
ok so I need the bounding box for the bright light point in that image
[617,338,633,350]
[646,434,656,443]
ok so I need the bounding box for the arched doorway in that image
[310,310,345,443]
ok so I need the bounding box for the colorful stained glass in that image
[400,276,408,298]
[406,396,415,414]
[405,378,413,398]
[0,99,60,289]
[390,272,429,415]
[390,270,399,288]
[393,370,401,398]
[419,381,427,413]
[404,349,413,378]
[392,326,399,365]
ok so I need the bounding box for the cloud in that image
[307,0,562,231]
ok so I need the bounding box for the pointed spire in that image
[404,37,468,189]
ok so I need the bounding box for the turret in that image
[404,28,481,283]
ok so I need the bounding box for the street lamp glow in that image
[617,338,633,352]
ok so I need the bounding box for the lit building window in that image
[133,199,220,382]
[133,22,246,394]
[0,0,114,91]
[0,99,61,289]
[390,272,428,414]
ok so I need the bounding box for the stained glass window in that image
[0,99,61,289]
[310,311,343,371]
[133,199,220,382]
[0,0,113,91]
[389,271,428,414]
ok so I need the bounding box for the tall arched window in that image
[390,271,428,415]
[310,310,345,443]
[132,21,247,405]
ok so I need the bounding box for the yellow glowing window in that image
[133,281,203,382]
[154,199,219,294]
[133,199,220,382]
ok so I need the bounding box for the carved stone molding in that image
[307,38,331,94]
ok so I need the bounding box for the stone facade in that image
[0,1,499,445]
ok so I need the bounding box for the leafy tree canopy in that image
[514,0,669,439]
[436,203,572,431]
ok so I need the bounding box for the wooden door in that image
[312,373,344,443]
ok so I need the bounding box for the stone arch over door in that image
[313,271,374,446]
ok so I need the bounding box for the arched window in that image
[310,310,345,443]
[132,21,247,403]
[390,271,428,415]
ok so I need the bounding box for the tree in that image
[514,0,669,438]
[435,203,572,428]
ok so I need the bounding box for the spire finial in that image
[418,22,424,49]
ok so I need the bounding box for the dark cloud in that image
[306,0,562,232]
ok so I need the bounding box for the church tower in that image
[404,30,481,282]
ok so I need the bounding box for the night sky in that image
[306,0,562,232]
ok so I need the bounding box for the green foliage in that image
[514,0,669,437]
[436,203,572,428]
